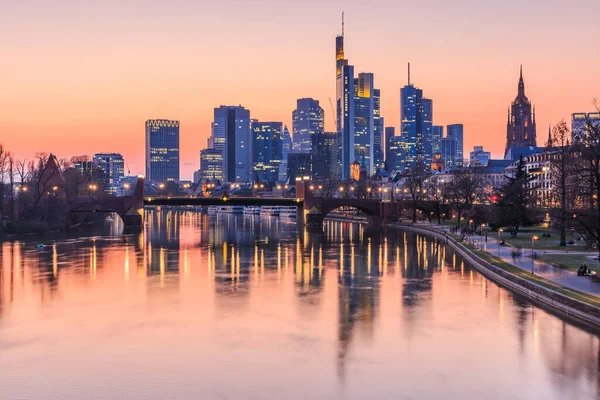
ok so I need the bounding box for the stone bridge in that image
[302,189,400,229]
[68,177,145,230]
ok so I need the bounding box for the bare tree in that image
[447,168,485,223]
[547,120,576,246]
[0,145,11,219]
[403,162,429,223]
[571,100,600,257]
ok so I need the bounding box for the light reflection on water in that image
[0,209,599,399]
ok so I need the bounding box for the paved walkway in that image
[413,222,600,296]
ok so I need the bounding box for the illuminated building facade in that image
[199,148,224,183]
[400,66,433,171]
[211,106,251,182]
[440,137,457,171]
[145,119,180,182]
[432,125,443,154]
[571,112,600,142]
[336,15,355,180]
[506,66,537,155]
[93,153,125,194]
[447,124,464,168]
[292,98,324,154]
[252,121,283,183]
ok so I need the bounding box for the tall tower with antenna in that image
[335,12,354,179]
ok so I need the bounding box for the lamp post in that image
[531,235,539,274]
[497,228,503,256]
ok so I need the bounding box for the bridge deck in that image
[144,197,303,207]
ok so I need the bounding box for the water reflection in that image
[0,209,598,399]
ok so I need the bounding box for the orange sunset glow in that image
[2,0,599,179]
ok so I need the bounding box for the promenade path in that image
[410,222,600,296]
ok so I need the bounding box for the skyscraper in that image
[432,125,443,154]
[93,153,125,194]
[279,125,292,182]
[506,66,537,155]
[373,90,384,173]
[145,119,180,182]
[440,137,457,171]
[336,14,355,180]
[447,124,464,168]
[211,106,251,183]
[353,73,376,175]
[400,64,433,171]
[252,121,283,183]
[384,126,395,168]
[292,98,324,154]
[312,131,337,179]
[386,136,405,172]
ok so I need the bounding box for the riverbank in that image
[394,222,600,329]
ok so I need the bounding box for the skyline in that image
[2,1,600,179]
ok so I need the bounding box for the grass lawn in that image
[461,243,600,307]
[493,226,589,251]
[538,254,600,272]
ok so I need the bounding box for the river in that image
[0,209,599,399]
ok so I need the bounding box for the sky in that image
[1,0,599,180]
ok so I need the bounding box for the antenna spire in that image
[408,62,411,85]
[342,12,344,37]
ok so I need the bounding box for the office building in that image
[572,112,600,142]
[145,119,180,182]
[470,146,491,167]
[384,127,395,167]
[506,66,537,155]
[353,73,376,176]
[373,90,384,174]
[252,121,283,183]
[199,148,224,183]
[400,64,433,171]
[432,125,443,154]
[211,106,251,182]
[93,153,125,195]
[447,124,464,168]
[386,136,405,172]
[286,153,312,181]
[441,137,457,171]
[279,125,292,182]
[336,16,355,180]
[292,98,324,154]
[312,131,337,180]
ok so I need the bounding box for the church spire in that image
[547,125,553,148]
[518,64,525,97]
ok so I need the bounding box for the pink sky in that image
[1,0,599,179]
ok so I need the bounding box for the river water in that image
[0,209,599,399]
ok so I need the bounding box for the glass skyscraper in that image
[312,131,337,179]
[211,106,251,183]
[432,125,443,154]
[279,125,292,182]
[447,124,464,168]
[292,98,324,154]
[336,18,355,180]
[252,121,283,183]
[145,119,180,182]
[353,73,375,176]
[441,137,457,171]
[400,71,433,171]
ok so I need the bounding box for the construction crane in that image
[328,97,337,129]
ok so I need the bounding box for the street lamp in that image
[531,235,539,274]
